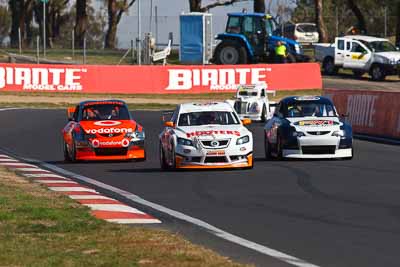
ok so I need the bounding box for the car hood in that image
[286,117,341,132]
[79,120,137,136]
[176,125,250,140]
[375,52,400,62]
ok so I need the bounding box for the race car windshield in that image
[81,104,131,121]
[238,91,258,96]
[286,102,337,118]
[178,111,240,126]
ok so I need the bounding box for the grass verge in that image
[0,167,249,267]
[0,89,323,110]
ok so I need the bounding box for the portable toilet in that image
[180,12,213,64]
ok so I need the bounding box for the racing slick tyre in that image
[370,64,386,81]
[352,70,365,78]
[264,135,273,160]
[169,145,177,170]
[63,141,72,162]
[261,105,267,123]
[215,41,248,65]
[276,135,284,160]
[70,142,77,162]
[322,57,338,75]
[159,143,169,170]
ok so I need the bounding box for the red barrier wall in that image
[0,63,321,94]
[324,88,400,139]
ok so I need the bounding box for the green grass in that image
[0,168,249,267]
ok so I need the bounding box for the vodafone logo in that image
[91,139,130,148]
[94,120,121,126]
[85,127,133,134]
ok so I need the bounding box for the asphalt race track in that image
[1,109,400,267]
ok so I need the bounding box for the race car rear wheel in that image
[261,105,267,123]
[160,143,169,170]
[63,141,72,162]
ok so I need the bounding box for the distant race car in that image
[159,102,253,169]
[226,84,276,122]
[62,100,145,161]
[264,96,353,159]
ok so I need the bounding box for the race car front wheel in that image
[160,143,169,170]
[63,141,72,162]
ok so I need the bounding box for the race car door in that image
[343,40,371,69]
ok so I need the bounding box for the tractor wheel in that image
[215,41,248,65]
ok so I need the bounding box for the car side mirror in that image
[241,118,252,125]
[164,121,175,127]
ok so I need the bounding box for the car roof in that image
[228,12,267,17]
[179,102,234,113]
[344,35,388,42]
[280,96,333,104]
[79,99,127,106]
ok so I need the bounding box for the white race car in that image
[226,84,276,122]
[159,102,253,169]
[264,96,353,159]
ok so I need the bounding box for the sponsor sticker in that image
[94,120,121,126]
[85,127,133,134]
[206,150,225,156]
[91,138,130,148]
[295,120,337,127]
[186,130,241,138]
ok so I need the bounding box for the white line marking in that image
[36,160,321,267]
[23,173,66,178]
[48,187,97,193]
[68,195,113,200]
[0,159,18,162]
[105,218,162,224]
[83,204,145,214]
[0,108,21,112]
[34,180,77,184]
[0,155,12,159]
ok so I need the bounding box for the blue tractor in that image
[213,12,310,64]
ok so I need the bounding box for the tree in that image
[0,6,10,46]
[315,0,328,42]
[396,1,400,46]
[254,0,265,13]
[346,0,367,34]
[104,0,136,49]
[75,0,87,48]
[9,0,24,48]
[188,0,245,12]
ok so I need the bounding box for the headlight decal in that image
[177,137,195,147]
[236,135,250,145]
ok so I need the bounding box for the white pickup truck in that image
[314,35,400,81]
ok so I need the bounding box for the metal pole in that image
[43,1,46,57]
[83,36,86,64]
[149,0,152,33]
[335,7,339,36]
[72,30,75,57]
[18,27,22,54]
[155,6,158,44]
[138,0,141,65]
[131,39,134,62]
[36,36,40,64]
[384,7,387,37]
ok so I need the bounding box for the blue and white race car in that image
[264,96,353,159]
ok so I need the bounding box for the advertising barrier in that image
[324,88,400,139]
[0,63,321,94]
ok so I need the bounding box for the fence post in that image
[335,7,339,37]
[155,6,158,44]
[131,39,134,62]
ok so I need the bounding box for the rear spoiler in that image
[67,107,76,121]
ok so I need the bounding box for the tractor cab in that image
[214,12,308,65]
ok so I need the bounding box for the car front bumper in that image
[75,140,145,161]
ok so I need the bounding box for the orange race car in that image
[62,100,145,161]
